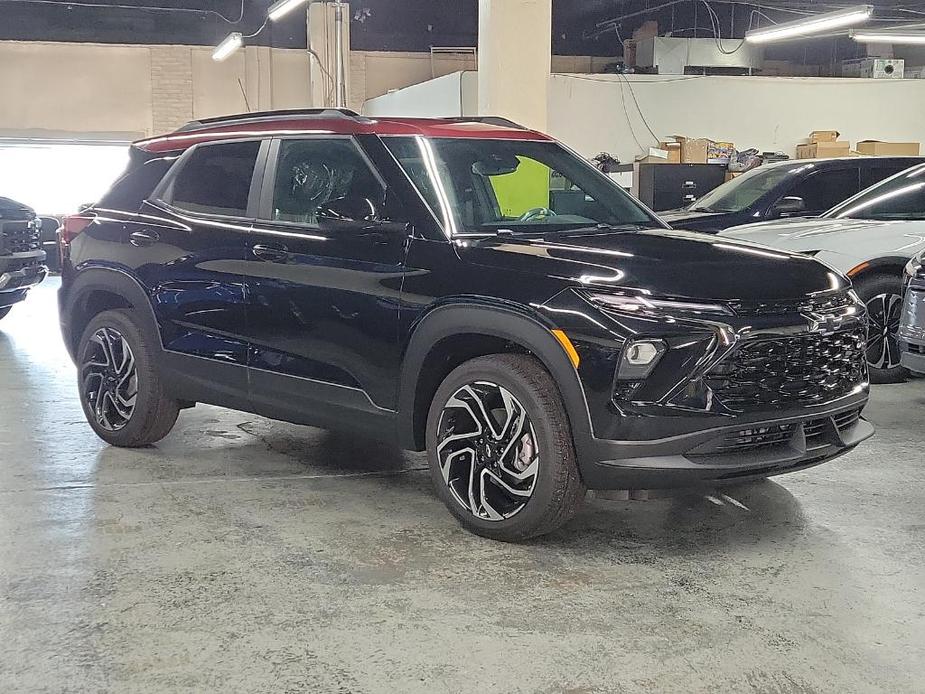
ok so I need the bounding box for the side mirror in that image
[771,196,806,217]
[317,195,382,223]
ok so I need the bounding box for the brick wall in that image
[149,46,194,133]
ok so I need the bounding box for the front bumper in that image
[577,395,872,489]
[899,285,925,374]
[0,252,47,302]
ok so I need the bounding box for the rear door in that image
[242,135,410,434]
[136,139,266,403]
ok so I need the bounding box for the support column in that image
[307,1,351,108]
[478,0,551,131]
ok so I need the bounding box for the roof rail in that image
[175,108,367,133]
[444,116,528,130]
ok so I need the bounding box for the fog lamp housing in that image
[617,339,666,380]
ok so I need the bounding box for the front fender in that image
[397,300,593,452]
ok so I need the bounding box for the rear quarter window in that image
[97,156,175,211]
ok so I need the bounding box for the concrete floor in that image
[1,278,923,694]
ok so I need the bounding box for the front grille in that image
[692,407,863,457]
[805,407,862,448]
[1,220,41,254]
[704,327,867,412]
[732,291,853,317]
[711,423,797,453]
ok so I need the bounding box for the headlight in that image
[905,253,924,278]
[585,292,734,318]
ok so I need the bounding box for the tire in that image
[0,306,11,321]
[854,273,908,384]
[77,309,180,447]
[426,354,586,541]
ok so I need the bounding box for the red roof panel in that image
[135,116,553,153]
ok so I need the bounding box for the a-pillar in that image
[477,0,552,131]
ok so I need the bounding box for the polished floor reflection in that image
[2,278,924,693]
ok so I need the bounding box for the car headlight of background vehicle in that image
[905,253,924,279]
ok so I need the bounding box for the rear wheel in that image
[426,354,586,541]
[0,306,11,321]
[77,309,179,447]
[855,273,908,384]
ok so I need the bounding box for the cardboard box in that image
[671,136,735,164]
[796,141,851,159]
[657,140,682,163]
[635,147,671,164]
[708,141,735,165]
[809,130,840,144]
[856,140,921,156]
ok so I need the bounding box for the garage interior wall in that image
[0,40,618,139]
[364,71,925,162]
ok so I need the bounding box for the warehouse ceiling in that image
[0,0,922,61]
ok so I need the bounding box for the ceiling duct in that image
[635,37,764,75]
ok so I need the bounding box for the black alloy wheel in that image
[81,326,138,431]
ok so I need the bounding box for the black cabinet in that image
[634,163,727,211]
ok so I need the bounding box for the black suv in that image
[58,110,873,540]
[661,156,925,233]
[0,196,46,321]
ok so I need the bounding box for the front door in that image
[243,136,410,436]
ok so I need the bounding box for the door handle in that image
[129,230,159,247]
[252,243,289,262]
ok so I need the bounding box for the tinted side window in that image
[269,139,385,224]
[98,156,175,211]
[861,165,909,189]
[169,141,260,216]
[787,168,860,213]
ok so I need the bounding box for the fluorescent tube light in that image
[212,32,243,61]
[268,0,309,21]
[745,5,872,44]
[852,28,925,44]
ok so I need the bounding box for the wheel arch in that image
[397,301,591,452]
[846,255,910,284]
[62,267,160,361]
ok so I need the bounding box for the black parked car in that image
[899,250,925,375]
[0,196,46,321]
[58,110,873,540]
[661,156,925,233]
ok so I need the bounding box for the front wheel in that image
[855,273,908,384]
[426,354,586,541]
[77,309,180,447]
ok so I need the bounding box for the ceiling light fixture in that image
[851,25,925,44]
[268,0,309,21]
[212,32,243,61]
[745,5,873,44]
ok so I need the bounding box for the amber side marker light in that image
[847,261,871,277]
[551,329,580,369]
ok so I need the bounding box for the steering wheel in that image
[517,207,557,222]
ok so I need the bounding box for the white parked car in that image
[720,162,925,383]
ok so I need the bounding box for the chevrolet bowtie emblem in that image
[803,310,841,334]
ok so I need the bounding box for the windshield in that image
[825,163,925,220]
[382,136,662,235]
[688,163,804,213]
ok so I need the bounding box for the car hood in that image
[719,217,925,254]
[456,228,846,301]
[658,208,727,224]
[0,196,34,218]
